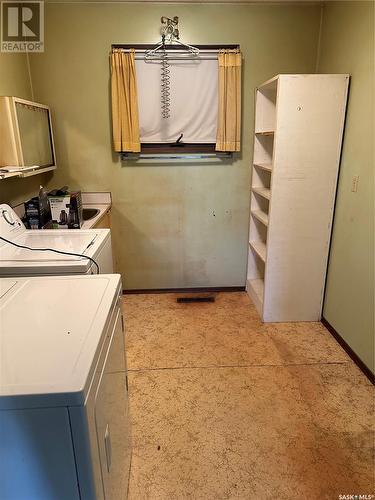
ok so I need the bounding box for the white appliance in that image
[0,274,131,500]
[0,204,113,276]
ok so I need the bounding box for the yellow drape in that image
[110,50,141,153]
[216,50,242,152]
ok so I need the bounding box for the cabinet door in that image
[95,308,131,500]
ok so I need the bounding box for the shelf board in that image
[255,130,274,136]
[0,171,19,180]
[253,163,272,172]
[19,166,56,178]
[252,186,271,200]
[251,209,269,227]
[249,241,266,262]
[257,75,279,91]
[0,165,56,180]
[246,278,264,316]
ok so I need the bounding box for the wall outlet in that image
[351,175,359,192]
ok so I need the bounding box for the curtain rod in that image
[121,152,233,161]
[134,51,221,60]
[112,44,240,51]
[112,46,240,60]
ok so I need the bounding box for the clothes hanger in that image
[170,39,200,57]
[144,16,199,60]
[143,17,200,119]
[144,39,199,60]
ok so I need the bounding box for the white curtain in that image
[135,58,218,143]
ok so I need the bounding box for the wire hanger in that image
[144,17,199,60]
[144,17,199,119]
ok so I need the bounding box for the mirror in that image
[15,102,54,167]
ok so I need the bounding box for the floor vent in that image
[177,296,215,303]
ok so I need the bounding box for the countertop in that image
[12,191,112,229]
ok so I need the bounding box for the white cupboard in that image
[247,74,349,322]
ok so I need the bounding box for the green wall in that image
[0,52,31,99]
[26,2,321,288]
[319,1,374,372]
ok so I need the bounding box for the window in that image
[136,57,218,144]
[113,45,238,154]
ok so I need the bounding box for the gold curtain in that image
[216,50,242,152]
[110,50,141,153]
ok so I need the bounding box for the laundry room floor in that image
[123,292,374,500]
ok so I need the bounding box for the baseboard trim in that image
[123,286,246,295]
[321,317,374,385]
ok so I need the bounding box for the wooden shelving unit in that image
[252,187,271,200]
[251,209,269,227]
[249,241,266,262]
[253,163,272,172]
[246,74,349,322]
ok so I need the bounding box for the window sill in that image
[140,143,217,154]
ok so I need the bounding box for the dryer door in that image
[94,308,131,500]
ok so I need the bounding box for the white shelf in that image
[251,209,269,227]
[252,186,271,200]
[0,165,56,180]
[257,75,279,91]
[0,171,19,180]
[253,163,272,172]
[255,130,274,136]
[247,74,349,322]
[247,278,264,315]
[249,241,266,262]
[19,166,56,178]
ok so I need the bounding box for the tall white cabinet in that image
[247,74,349,322]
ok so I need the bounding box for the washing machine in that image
[0,274,131,500]
[0,204,113,276]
